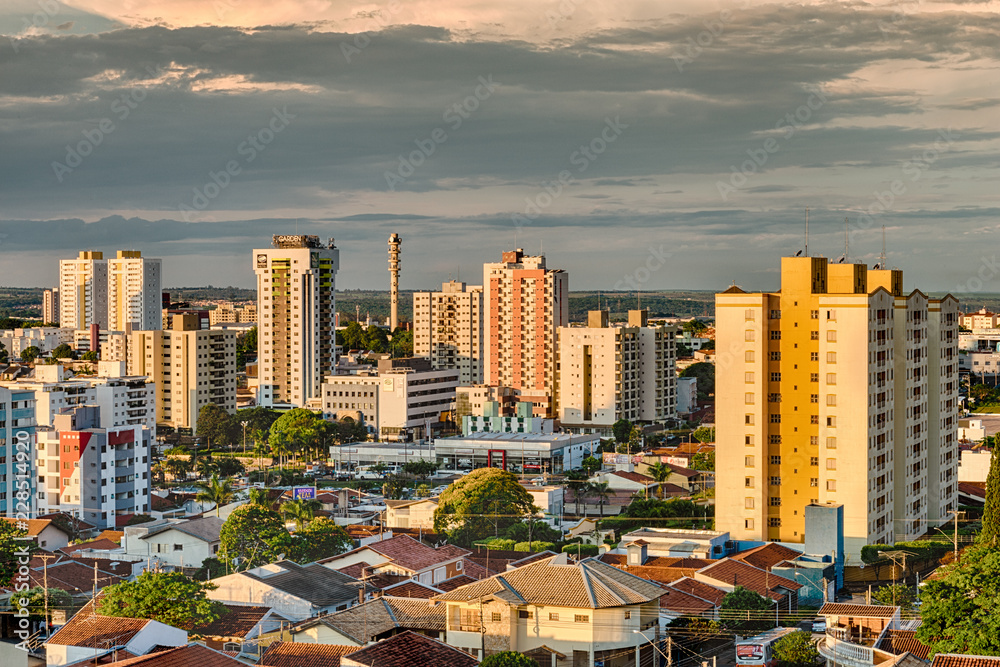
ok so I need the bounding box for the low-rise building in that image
[0,327,74,356]
[288,596,448,646]
[384,497,439,531]
[320,535,470,587]
[434,432,597,474]
[0,517,71,551]
[620,527,732,559]
[127,516,223,569]
[44,604,186,667]
[341,630,479,667]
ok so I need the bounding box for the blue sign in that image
[292,486,316,500]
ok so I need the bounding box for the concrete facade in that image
[413,281,484,384]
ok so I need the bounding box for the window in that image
[745,456,756,467]
[769,435,782,444]
[810,373,819,382]
[769,351,781,361]
[624,611,632,619]
[810,331,820,340]
[769,517,782,527]
[810,352,819,362]
[745,435,754,446]
[770,372,781,382]
[769,476,781,486]
[745,309,756,320]
[768,393,781,403]
[745,330,756,341]
[827,330,838,342]
[745,372,755,383]
[549,613,559,621]
[770,413,781,423]
[826,373,837,385]
[810,478,819,487]
[745,414,755,425]
[769,309,781,319]
[173,544,183,551]
[826,480,837,492]
[810,394,819,403]
[770,331,782,340]
[492,613,502,622]
[827,352,837,363]
[810,415,819,425]
[827,416,837,427]
[770,456,781,465]
[575,615,590,623]
[810,310,819,319]
[745,393,755,405]
[745,497,755,509]
[827,437,837,449]
[745,519,755,530]
[827,310,837,320]
[518,610,534,619]
[827,395,837,406]
[745,477,755,488]
[810,436,819,445]
[770,497,781,506]
[746,350,756,362]
[827,458,837,470]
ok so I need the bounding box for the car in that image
[431,485,448,495]
[811,619,826,633]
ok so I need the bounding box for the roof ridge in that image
[578,561,599,608]
[382,597,399,626]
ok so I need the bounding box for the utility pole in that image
[37,553,58,638]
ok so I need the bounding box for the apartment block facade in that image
[35,405,151,529]
[0,386,37,518]
[483,250,569,416]
[59,251,108,330]
[254,235,340,408]
[557,310,678,435]
[413,281,484,384]
[715,256,959,560]
[43,288,59,325]
[128,314,237,433]
[107,251,162,332]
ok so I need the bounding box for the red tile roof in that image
[659,586,717,614]
[877,630,931,660]
[91,644,245,667]
[819,603,898,618]
[96,530,125,544]
[0,517,60,538]
[340,630,478,667]
[667,577,727,606]
[732,543,803,571]
[611,471,656,484]
[381,580,441,599]
[262,641,356,667]
[697,559,802,599]
[60,538,123,554]
[932,656,1000,667]
[24,559,124,593]
[189,603,274,638]
[434,575,478,592]
[366,535,470,573]
[663,463,700,478]
[47,612,150,647]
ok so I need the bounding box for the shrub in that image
[562,543,599,557]
[514,541,556,553]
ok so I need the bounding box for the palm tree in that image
[248,486,271,508]
[566,470,590,517]
[194,474,235,517]
[197,458,218,480]
[282,499,321,531]
[588,481,612,519]
[646,462,673,499]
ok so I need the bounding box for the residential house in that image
[128,516,223,569]
[433,553,665,664]
[620,528,731,559]
[384,498,438,531]
[0,517,72,551]
[208,560,370,621]
[659,577,727,622]
[320,535,470,587]
[695,559,802,611]
[520,482,564,524]
[261,642,357,667]
[596,470,660,494]
[817,603,903,667]
[189,603,290,655]
[66,643,250,667]
[340,630,478,667]
[16,556,125,603]
[287,595,447,645]
[44,606,186,667]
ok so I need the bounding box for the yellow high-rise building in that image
[716,256,959,560]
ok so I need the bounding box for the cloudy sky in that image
[1,0,998,293]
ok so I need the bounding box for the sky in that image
[1,0,998,293]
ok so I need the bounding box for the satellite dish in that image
[795,250,803,257]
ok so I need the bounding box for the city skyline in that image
[1,1,998,291]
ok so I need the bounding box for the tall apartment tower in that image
[413,281,485,384]
[107,251,162,332]
[388,233,401,331]
[483,249,569,416]
[43,288,60,324]
[253,235,339,408]
[59,251,108,330]
[715,256,959,560]
[557,309,677,435]
[128,314,237,433]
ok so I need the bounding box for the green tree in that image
[247,486,272,507]
[194,557,228,581]
[219,504,288,571]
[588,481,612,518]
[216,457,245,477]
[690,451,716,471]
[337,416,369,443]
[81,350,99,362]
[982,447,1000,546]
[269,408,325,464]
[612,419,633,445]
[365,325,389,352]
[339,321,366,350]
[381,474,407,500]
[403,459,438,480]
[871,583,916,608]
[646,462,674,499]
[165,457,193,480]
[289,517,352,563]
[1,521,33,586]
[917,544,1000,656]
[19,587,73,618]
[198,404,236,448]
[692,426,715,443]
[0,341,8,363]
[50,343,75,359]
[504,520,562,545]
[97,571,228,628]
[720,586,775,635]
[581,456,603,476]
[390,327,413,357]
[682,319,709,337]
[680,362,715,402]
[281,498,321,531]
[236,326,257,368]
[480,652,540,667]
[194,474,235,517]
[20,345,41,362]
[773,631,819,667]
[433,468,538,547]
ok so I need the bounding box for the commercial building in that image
[128,313,237,433]
[254,235,340,408]
[322,357,458,441]
[43,288,59,324]
[462,400,554,436]
[0,386,37,517]
[715,255,959,560]
[557,309,677,435]
[483,249,569,416]
[413,281,484,384]
[434,431,597,474]
[34,405,152,529]
[107,251,162,332]
[59,251,108,330]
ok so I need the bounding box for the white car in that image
[812,619,826,633]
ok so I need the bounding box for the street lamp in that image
[634,628,671,667]
[947,509,965,563]
[793,570,828,604]
[241,421,249,455]
[878,550,914,608]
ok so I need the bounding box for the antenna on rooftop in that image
[804,207,809,257]
[880,225,887,268]
[844,217,850,263]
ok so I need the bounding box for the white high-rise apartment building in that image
[43,288,59,325]
[413,281,484,384]
[715,256,959,560]
[59,251,108,330]
[128,314,237,433]
[107,251,162,332]
[483,249,568,416]
[254,235,340,408]
[557,310,677,435]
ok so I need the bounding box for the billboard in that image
[602,453,645,465]
[736,645,764,660]
[292,486,316,500]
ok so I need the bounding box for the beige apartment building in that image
[483,249,569,416]
[128,314,237,433]
[715,256,959,560]
[413,280,484,384]
[43,288,59,325]
[254,235,340,408]
[961,307,1000,330]
[209,303,258,325]
[107,250,162,332]
[557,310,678,435]
[59,251,108,330]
